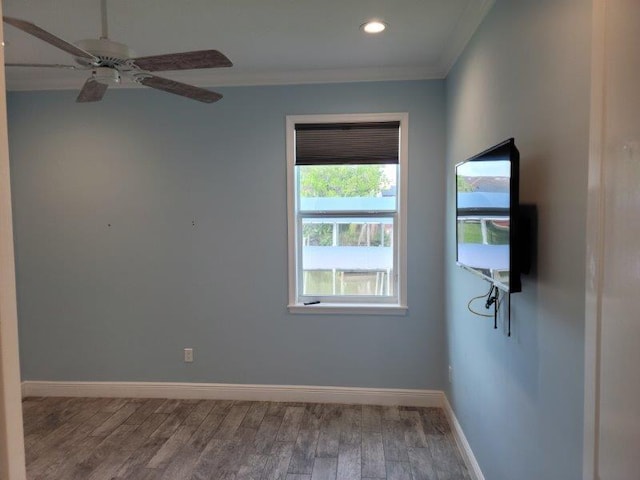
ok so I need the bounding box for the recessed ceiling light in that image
[361,20,387,34]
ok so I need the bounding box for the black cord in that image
[493,288,498,329]
[485,285,497,309]
[467,284,501,318]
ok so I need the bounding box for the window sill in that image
[287,303,408,316]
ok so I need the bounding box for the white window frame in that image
[286,113,408,315]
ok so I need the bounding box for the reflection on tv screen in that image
[456,159,511,287]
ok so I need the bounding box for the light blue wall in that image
[8,80,447,388]
[445,1,591,480]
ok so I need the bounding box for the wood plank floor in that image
[22,397,471,480]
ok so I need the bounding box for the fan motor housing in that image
[74,38,135,68]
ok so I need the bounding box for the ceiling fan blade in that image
[76,79,108,103]
[3,16,96,61]
[5,63,83,69]
[132,50,232,72]
[138,75,222,103]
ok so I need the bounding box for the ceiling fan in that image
[3,0,232,103]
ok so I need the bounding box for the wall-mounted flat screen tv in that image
[456,138,521,293]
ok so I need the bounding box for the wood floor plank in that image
[113,411,181,477]
[68,423,139,479]
[119,466,165,480]
[267,402,288,417]
[147,424,197,469]
[236,424,260,442]
[156,449,201,480]
[400,410,428,448]
[362,405,383,433]
[191,437,248,480]
[211,399,236,415]
[255,415,285,454]
[385,461,412,480]
[301,403,324,430]
[339,406,362,446]
[22,397,469,480]
[287,404,324,474]
[157,407,230,479]
[420,407,470,480]
[114,436,168,479]
[315,426,340,458]
[22,397,46,414]
[188,408,229,450]
[26,421,80,464]
[382,420,409,463]
[288,427,321,475]
[82,411,117,428]
[236,453,269,480]
[215,404,251,439]
[154,399,181,414]
[183,399,217,426]
[67,405,105,426]
[240,401,269,429]
[134,413,170,439]
[315,404,341,458]
[381,406,401,422]
[311,457,338,480]
[277,406,306,442]
[262,441,295,480]
[124,398,167,426]
[407,447,437,480]
[362,431,386,478]
[427,434,468,480]
[188,438,226,480]
[26,423,96,476]
[150,402,197,439]
[90,402,139,437]
[24,398,81,436]
[87,424,141,480]
[32,435,105,480]
[336,443,361,480]
[102,398,129,413]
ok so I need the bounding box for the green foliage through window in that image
[458,219,509,245]
[457,176,474,192]
[302,224,334,246]
[300,165,390,197]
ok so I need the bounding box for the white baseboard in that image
[21,381,443,407]
[442,395,485,480]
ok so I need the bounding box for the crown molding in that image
[6,65,442,92]
[438,0,496,76]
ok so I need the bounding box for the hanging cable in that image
[467,284,499,317]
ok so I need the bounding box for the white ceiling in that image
[2,0,493,91]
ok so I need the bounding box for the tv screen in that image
[456,138,521,293]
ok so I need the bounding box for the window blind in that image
[295,121,400,165]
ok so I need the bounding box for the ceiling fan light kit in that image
[3,0,233,104]
[91,67,120,85]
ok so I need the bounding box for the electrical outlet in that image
[448,365,453,383]
[184,348,194,363]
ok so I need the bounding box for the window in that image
[286,113,408,314]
